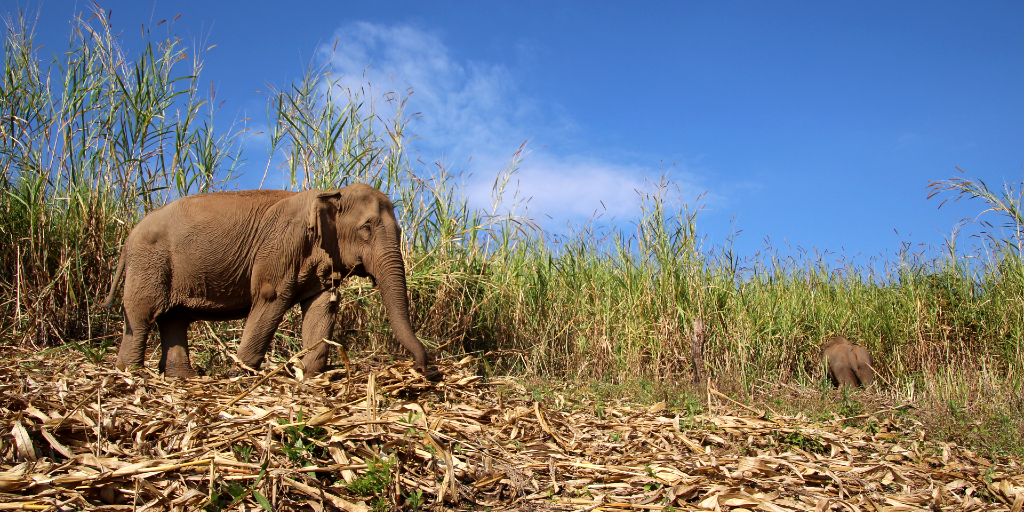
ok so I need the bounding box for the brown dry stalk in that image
[0,503,50,511]
[212,336,338,415]
[0,350,1021,510]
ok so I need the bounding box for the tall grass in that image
[0,8,240,345]
[462,187,1024,388]
[2,7,1022,404]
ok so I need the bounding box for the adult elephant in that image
[101,183,428,379]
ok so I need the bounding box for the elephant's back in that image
[129,190,295,248]
[129,189,300,311]
[170,189,297,213]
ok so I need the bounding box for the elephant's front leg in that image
[298,291,338,375]
[236,296,293,371]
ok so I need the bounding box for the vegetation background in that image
[2,8,1021,455]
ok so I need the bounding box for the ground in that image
[1,348,1022,511]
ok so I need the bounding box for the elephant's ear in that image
[309,190,343,253]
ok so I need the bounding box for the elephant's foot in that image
[163,363,198,379]
[115,349,146,371]
[224,364,260,378]
[299,352,328,377]
[160,345,197,379]
[115,361,146,373]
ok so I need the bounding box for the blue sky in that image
[23,1,1024,260]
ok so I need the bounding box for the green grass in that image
[347,457,395,512]
[278,411,328,470]
[204,460,272,512]
[2,3,1023,458]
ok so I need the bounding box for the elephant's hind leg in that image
[157,313,197,378]
[299,292,338,376]
[116,310,152,371]
[828,354,859,388]
[852,349,875,388]
[117,264,169,372]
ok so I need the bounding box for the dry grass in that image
[2,349,1022,511]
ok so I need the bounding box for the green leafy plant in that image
[403,410,422,425]
[948,400,966,419]
[279,412,327,469]
[403,489,425,511]
[204,460,272,511]
[402,410,422,437]
[677,392,705,417]
[780,431,828,455]
[837,387,863,418]
[347,457,394,511]
[232,443,254,463]
[68,339,117,364]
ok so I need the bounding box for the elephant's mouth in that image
[350,263,370,279]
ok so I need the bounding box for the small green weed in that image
[529,386,551,402]
[837,387,864,418]
[279,412,327,469]
[403,410,422,425]
[403,489,425,510]
[780,431,828,455]
[204,460,272,511]
[347,457,394,511]
[402,410,422,437]
[676,392,705,416]
[948,399,966,419]
[69,339,116,364]
[232,443,254,463]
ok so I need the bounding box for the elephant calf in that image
[821,337,875,388]
[101,184,428,379]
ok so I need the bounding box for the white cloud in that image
[316,22,712,226]
[318,22,529,155]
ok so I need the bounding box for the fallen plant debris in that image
[1,348,1022,511]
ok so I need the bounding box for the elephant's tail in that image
[100,250,127,309]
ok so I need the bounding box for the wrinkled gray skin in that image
[102,184,428,378]
[821,337,875,388]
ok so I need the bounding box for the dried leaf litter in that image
[1,350,1021,511]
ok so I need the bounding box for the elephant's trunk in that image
[367,247,428,372]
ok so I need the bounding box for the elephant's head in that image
[310,183,428,372]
